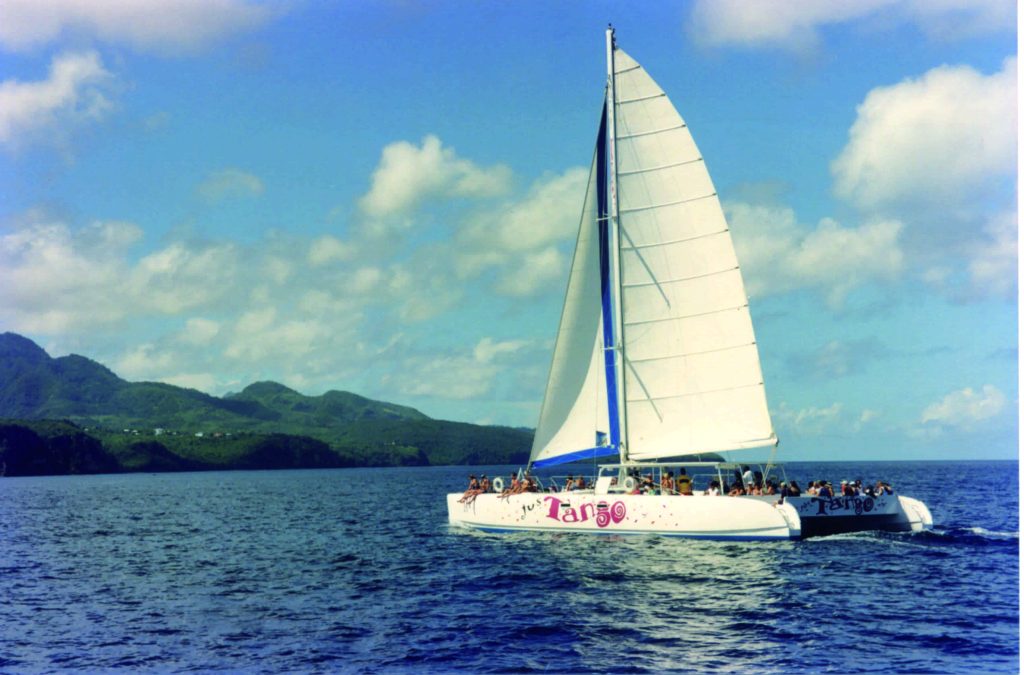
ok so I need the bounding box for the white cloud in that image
[0,216,139,331]
[131,242,239,313]
[474,337,529,364]
[197,168,264,201]
[832,59,1016,211]
[773,401,844,434]
[0,50,114,147]
[967,211,1017,300]
[178,318,221,345]
[358,135,512,220]
[495,246,566,297]
[394,354,499,400]
[0,0,273,53]
[728,202,903,307]
[455,167,588,295]
[920,384,1007,429]
[308,234,355,267]
[115,343,174,380]
[689,0,1014,51]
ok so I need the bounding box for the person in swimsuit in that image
[458,475,479,503]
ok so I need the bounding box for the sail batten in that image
[618,123,687,140]
[618,157,704,177]
[619,193,716,214]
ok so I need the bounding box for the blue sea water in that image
[0,460,1018,674]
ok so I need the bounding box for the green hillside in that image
[0,332,532,473]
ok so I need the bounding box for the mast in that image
[605,25,629,464]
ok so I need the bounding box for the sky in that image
[0,0,1017,461]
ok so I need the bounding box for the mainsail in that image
[530,35,776,468]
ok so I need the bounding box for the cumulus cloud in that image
[393,337,538,401]
[728,202,903,307]
[773,401,844,434]
[197,168,264,201]
[967,210,1017,300]
[689,0,1014,51]
[359,135,512,221]
[308,234,355,267]
[0,0,274,53]
[0,50,114,147]
[832,58,1016,212]
[0,215,140,331]
[455,167,588,295]
[920,384,1008,429]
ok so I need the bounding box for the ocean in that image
[0,460,1018,673]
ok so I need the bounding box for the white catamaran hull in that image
[447,492,933,540]
[447,492,802,540]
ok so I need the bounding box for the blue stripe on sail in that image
[596,101,621,449]
[532,445,620,468]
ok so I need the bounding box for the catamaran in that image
[447,27,933,540]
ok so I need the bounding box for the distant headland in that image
[0,332,531,476]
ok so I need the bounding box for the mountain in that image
[0,332,532,472]
[0,332,428,430]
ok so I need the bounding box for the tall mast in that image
[605,25,629,464]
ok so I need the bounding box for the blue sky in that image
[0,0,1017,460]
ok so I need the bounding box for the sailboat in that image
[447,27,933,540]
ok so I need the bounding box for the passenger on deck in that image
[677,469,693,495]
[480,475,490,494]
[458,475,479,503]
[728,480,744,496]
[641,474,656,494]
[575,475,586,491]
[807,481,818,496]
[741,465,754,485]
[876,480,893,495]
[564,475,575,492]
[788,481,801,496]
[662,471,675,494]
[818,481,833,498]
[705,479,721,496]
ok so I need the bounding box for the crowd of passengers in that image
[458,465,894,504]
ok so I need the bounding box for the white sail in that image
[529,151,610,467]
[612,48,776,460]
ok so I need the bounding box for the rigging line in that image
[624,357,663,423]
[617,157,703,176]
[618,192,716,214]
[620,228,670,308]
[623,303,749,327]
[620,228,728,251]
[617,122,686,140]
[621,266,738,289]
[614,64,642,75]
[625,381,766,403]
[626,341,757,364]
[616,92,666,105]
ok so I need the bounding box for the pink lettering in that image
[543,495,562,521]
[542,497,628,528]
